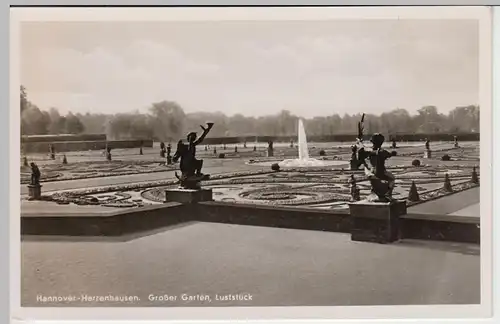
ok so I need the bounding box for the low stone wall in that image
[196,202,351,233]
[401,213,480,244]
[21,200,480,244]
[22,139,154,153]
[196,202,479,244]
[21,203,193,236]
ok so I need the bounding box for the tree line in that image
[20,86,479,141]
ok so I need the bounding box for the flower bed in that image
[20,160,178,184]
[35,164,480,209]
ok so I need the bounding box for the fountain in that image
[278,119,339,167]
[298,119,310,160]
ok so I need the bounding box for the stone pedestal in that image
[164,188,213,204]
[28,184,42,200]
[349,200,407,244]
[423,149,432,159]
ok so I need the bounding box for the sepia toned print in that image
[11,6,492,321]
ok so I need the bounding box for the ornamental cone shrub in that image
[408,181,420,202]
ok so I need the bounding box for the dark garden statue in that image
[105,145,112,161]
[28,162,43,200]
[267,140,274,157]
[48,144,56,160]
[356,114,397,202]
[160,142,166,157]
[30,162,41,185]
[173,122,214,189]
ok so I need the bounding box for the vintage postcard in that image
[10,5,492,321]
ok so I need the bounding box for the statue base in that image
[175,173,210,190]
[423,149,432,159]
[28,184,42,200]
[349,200,407,244]
[164,188,213,204]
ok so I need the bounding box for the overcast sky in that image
[20,20,478,118]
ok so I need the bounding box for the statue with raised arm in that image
[359,133,397,202]
[173,122,214,189]
[354,114,397,202]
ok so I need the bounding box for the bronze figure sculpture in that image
[173,122,214,189]
[356,114,397,202]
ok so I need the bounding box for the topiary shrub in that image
[319,150,326,156]
[412,159,421,167]
[271,163,280,171]
[441,154,451,161]
[218,153,225,159]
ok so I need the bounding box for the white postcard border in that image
[9,5,494,321]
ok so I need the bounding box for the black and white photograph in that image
[11,6,493,321]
